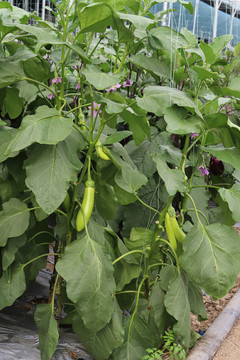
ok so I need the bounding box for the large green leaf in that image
[82,65,122,90]
[2,234,27,270]
[34,304,59,360]
[0,177,18,203]
[164,273,191,348]
[218,184,240,222]
[149,282,167,334]
[120,107,150,146]
[129,53,170,78]
[78,3,134,43]
[201,144,240,170]
[0,198,30,247]
[204,113,237,147]
[186,176,211,224]
[94,0,140,13]
[115,164,148,194]
[164,105,203,134]
[23,56,51,82]
[24,130,83,214]
[124,134,159,178]
[16,225,51,283]
[95,182,118,220]
[104,131,132,145]
[179,222,240,298]
[112,313,156,360]
[191,65,219,81]
[118,13,155,30]
[4,87,24,119]
[152,153,185,196]
[188,280,207,320]
[212,84,240,98]
[148,26,189,53]
[124,227,152,258]
[13,23,61,52]
[199,41,217,64]
[72,303,124,360]
[95,93,126,114]
[104,228,141,291]
[0,126,18,162]
[56,234,116,332]
[209,34,233,55]
[181,27,198,47]
[0,263,26,310]
[7,106,73,153]
[121,178,166,237]
[178,0,194,14]
[0,60,25,88]
[137,86,202,117]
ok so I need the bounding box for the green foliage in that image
[34,304,59,360]
[0,1,240,359]
[142,330,187,360]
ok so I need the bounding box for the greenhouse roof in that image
[201,0,240,17]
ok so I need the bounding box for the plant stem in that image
[158,196,174,226]
[113,42,120,73]
[185,193,200,222]
[112,250,144,265]
[115,44,128,74]
[191,184,231,189]
[179,134,190,172]
[135,194,160,214]
[115,290,144,295]
[51,273,60,311]
[127,276,148,358]
[86,32,94,55]
[22,77,57,97]
[158,238,180,274]
[22,253,59,269]
[55,208,68,217]
[186,208,209,224]
[65,103,91,116]
[89,36,103,58]
[28,231,56,243]
[72,123,89,143]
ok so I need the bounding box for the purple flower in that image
[191,132,199,139]
[199,166,209,176]
[123,79,133,88]
[75,82,81,90]
[47,93,55,100]
[105,83,121,92]
[74,64,82,71]
[45,54,51,63]
[88,101,102,117]
[52,77,62,84]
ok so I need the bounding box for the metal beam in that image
[201,0,240,19]
[193,0,200,34]
[213,0,222,39]
[42,0,45,20]
[168,2,173,27]
[230,4,237,35]
[162,1,168,26]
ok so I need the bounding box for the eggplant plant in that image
[0,1,240,359]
